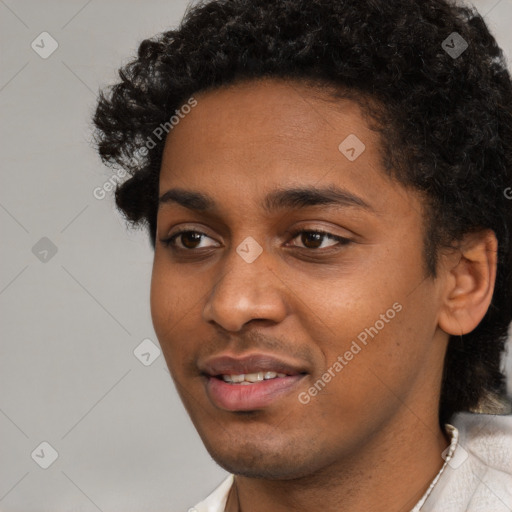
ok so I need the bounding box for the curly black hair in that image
[92,0,512,426]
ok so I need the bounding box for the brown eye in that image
[161,230,217,250]
[298,232,326,249]
[288,230,351,250]
[179,232,203,249]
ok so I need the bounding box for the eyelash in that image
[160,228,351,252]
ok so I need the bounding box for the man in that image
[92,0,512,510]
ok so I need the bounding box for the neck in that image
[226,412,451,512]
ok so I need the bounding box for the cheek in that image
[295,253,432,399]
[150,267,169,338]
[317,285,439,423]
[150,256,192,352]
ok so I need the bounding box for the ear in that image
[437,229,498,336]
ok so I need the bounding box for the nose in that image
[202,240,289,332]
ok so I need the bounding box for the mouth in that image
[199,353,309,411]
[205,373,306,411]
[218,370,292,384]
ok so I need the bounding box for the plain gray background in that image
[1,1,511,511]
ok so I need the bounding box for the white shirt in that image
[188,412,512,512]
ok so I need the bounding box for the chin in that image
[203,437,319,480]
[215,455,310,480]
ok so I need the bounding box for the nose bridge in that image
[202,235,288,331]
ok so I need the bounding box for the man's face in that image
[150,79,449,479]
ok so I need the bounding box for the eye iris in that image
[302,232,323,249]
[181,232,202,249]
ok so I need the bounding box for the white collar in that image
[190,413,512,512]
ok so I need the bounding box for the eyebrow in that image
[158,184,374,214]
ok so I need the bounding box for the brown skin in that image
[150,78,497,512]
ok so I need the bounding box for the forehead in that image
[164,78,372,166]
[158,78,420,221]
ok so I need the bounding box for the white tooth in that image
[245,372,264,382]
[277,373,286,378]
[231,374,245,383]
[264,371,277,380]
[222,375,233,382]
[240,381,251,385]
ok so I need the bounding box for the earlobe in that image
[437,229,498,336]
